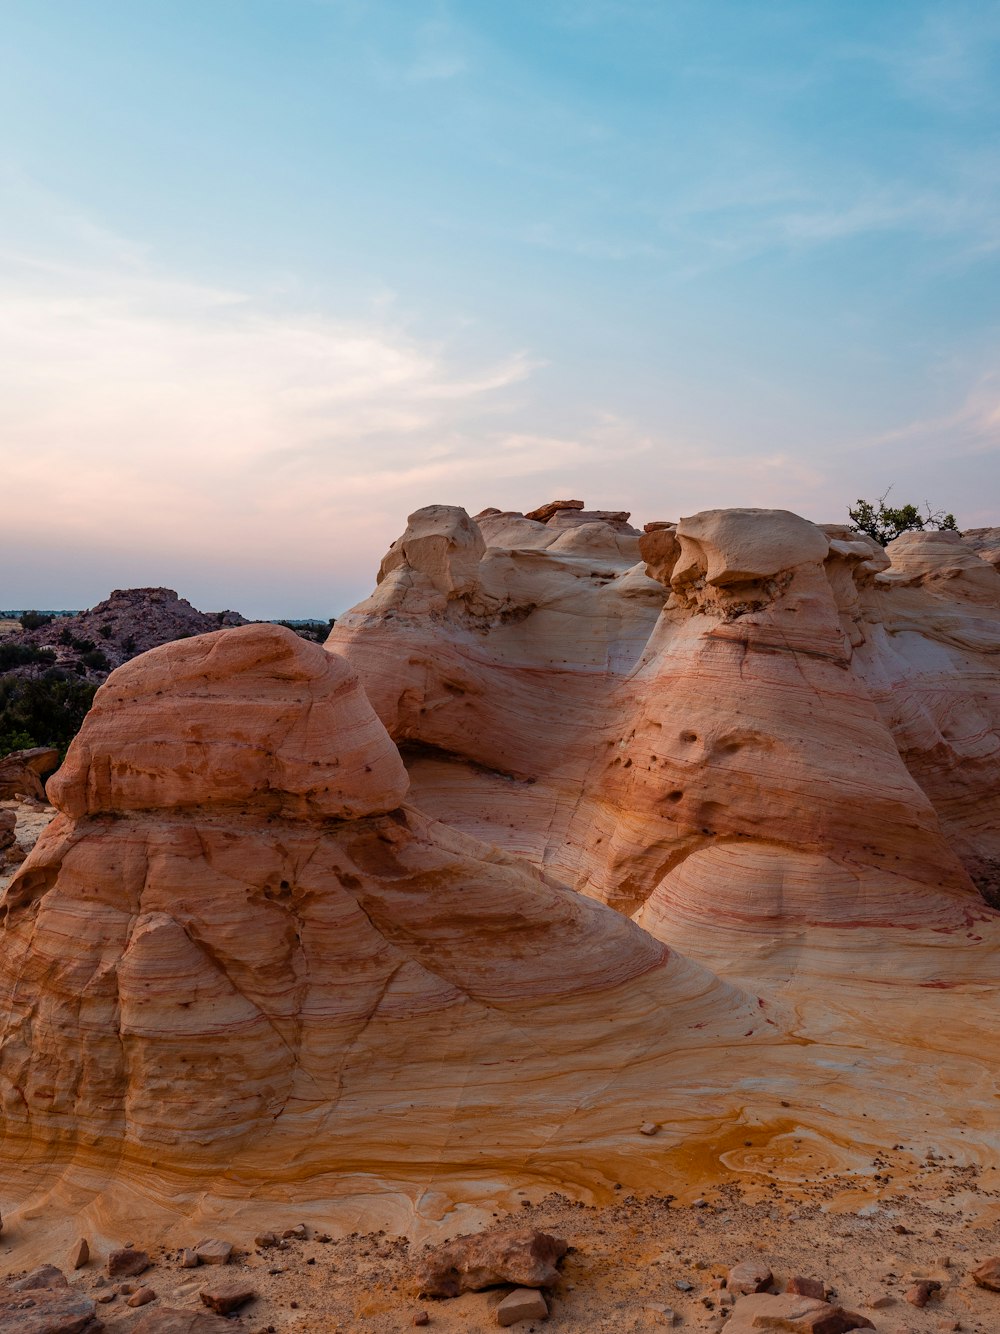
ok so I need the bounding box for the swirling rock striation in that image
[0,623,761,1231]
[328,503,1000,930]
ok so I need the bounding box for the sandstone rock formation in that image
[0,623,763,1238]
[0,747,59,801]
[3,500,1000,1256]
[327,503,1000,928]
[327,501,1000,1189]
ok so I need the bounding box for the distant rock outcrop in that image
[21,587,247,681]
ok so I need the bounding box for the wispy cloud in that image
[0,182,548,595]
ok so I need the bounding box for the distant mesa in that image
[16,587,249,682]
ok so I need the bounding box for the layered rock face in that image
[0,624,764,1233]
[327,503,1000,1203]
[328,504,1000,935]
[3,504,1000,1245]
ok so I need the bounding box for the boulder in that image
[10,1267,69,1291]
[193,1240,231,1266]
[972,1257,1000,1291]
[0,748,59,801]
[0,1283,101,1333]
[198,1283,255,1315]
[107,1250,149,1279]
[905,1279,940,1307]
[416,1229,568,1298]
[787,1277,827,1300]
[524,500,584,523]
[728,1259,773,1295]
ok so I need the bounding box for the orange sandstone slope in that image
[0,623,766,1241]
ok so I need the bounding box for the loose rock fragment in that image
[127,1286,156,1307]
[200,1282,256,1315]
[69,1239,89,1271]
[788,1277,826,1300]
[416,1229,568,1298]
[412,1313,430,1327]
[179,1249,200,1268]
[496,1287,548,1326]
[644,1303,679,1325]
[254,1232,278,1249]
[972,1257,1000,1291]
[10,1265,68,1291]
[728,1259,773,1295]
[639,1122,659,1136]
[905,1280,941,1308]
[108,1247,150,1278]
[194,1239,232,1266]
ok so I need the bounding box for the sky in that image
[1,0,999,617]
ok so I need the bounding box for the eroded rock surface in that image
[3,501,1000,1256]
[327,501,1000,1189]
[0,623,761,1234]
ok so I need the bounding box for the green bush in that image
[0,642,56,671]
[848,490,958,547]
[19,611,54,631]
[0,671,98,758]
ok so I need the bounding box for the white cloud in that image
[0,199,545,563]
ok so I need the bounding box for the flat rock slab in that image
[10,1266,69,1292]
[107,1249,149,1278]
[132,1308,234,1333]
[727,1293,874,1333]
[0,1285,101,1333]
[199,1283,255,1315]
[496,1287,548,1326]
[193,1240,232,1266]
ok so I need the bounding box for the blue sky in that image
[1,0,998,615]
